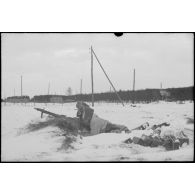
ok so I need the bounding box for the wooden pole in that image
[48,82,50,95]
[132,69,135,104]
[13,88,15,104]
[133,69,135,91]
[80,79,83,94]
[4,95,6,105]
[21,76,23,96]
[91,46,94,107]
[91,47,124,106]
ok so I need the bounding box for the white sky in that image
[1,33,194,98]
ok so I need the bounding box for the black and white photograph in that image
[1,33,194,162]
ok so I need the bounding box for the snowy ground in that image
[1,101,194,161]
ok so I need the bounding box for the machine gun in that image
[34,107,66,118]
[34,107,83,133]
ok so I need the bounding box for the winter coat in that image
[77,103,94,129]
[90,114,109,135]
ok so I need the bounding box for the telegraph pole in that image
[132,69,135,104]
[21,76,23,96]
[133,69,135,91]
[91,47,124,106]
[80,79,83,94]
[91,46,94,107]
[4,94,6,105]
[48,82,50,95]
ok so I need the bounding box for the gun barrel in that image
[34,107,65,118]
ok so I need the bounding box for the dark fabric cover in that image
[124,138,133,144]
[151,137,163,147]
[162,136,180,150]
[133,137,144,146]
[178,138,189,146]
[141,135,153,146]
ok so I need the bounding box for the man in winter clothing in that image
[76,101,130,135]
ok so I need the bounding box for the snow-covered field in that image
[1,101,194,161]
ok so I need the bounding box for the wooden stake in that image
[91,46,94,107]
[92,47,124,106]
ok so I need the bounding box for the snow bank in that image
[1,101,194,161]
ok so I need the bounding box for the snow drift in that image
[1,101,194,161]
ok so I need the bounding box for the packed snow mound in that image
[1,101,194,161]
[25,117,80,135]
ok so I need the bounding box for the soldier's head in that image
[76,101,90,109]
[76,101,83,109]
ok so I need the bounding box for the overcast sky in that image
[1,33,194,98]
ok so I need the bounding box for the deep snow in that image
[1,101,194,161]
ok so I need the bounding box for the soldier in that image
[76,101,130,135]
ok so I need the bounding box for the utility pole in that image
[133,69,135,91]
[91,46,94,107]
[21,76,23,96]
[91,47,124,106]
[80,79,83,94]
[132,69,135,104]
[48,82,50,95]
[4,94,6,105]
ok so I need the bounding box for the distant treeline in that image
[6,96,30,100]
[30,86,193,103]
[32,95,76,103]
